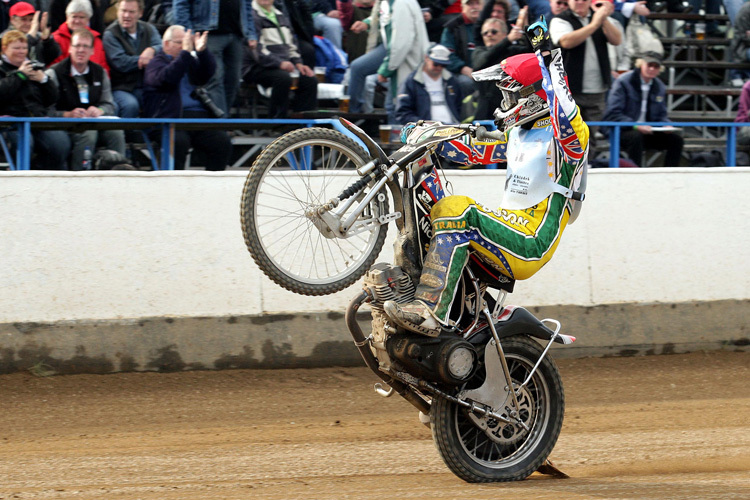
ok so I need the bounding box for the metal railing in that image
[2,117,747,170]
[0,117,357,171]
[589,120,746,168]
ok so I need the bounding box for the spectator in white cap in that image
[602,50,684,167]
[395,43,465,124]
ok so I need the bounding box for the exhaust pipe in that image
[346,292,431,415]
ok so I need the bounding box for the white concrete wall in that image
[1,168,749,324]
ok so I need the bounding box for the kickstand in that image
[536,459,569,479]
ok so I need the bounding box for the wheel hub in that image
[468,384,535,445]
[305,206,337,239]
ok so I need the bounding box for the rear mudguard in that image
[469,306,576,346]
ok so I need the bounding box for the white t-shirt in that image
[549,13,607,94]
[638,77,653,122]
[423,73,456,123]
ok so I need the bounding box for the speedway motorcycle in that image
[240,118,576,482]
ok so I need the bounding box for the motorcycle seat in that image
[467,253,515,293]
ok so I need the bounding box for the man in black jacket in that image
[439,0,481,95]
[102,0,162,117]
[242,0,317,118]
[602,52,683,167]
[0,29,70,169]
[46,28,126,169]
[549,0,621,127]
[395,44,463,124]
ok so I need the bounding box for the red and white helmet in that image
[472,51,562,131]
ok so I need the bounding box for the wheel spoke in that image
[241,129,388,294]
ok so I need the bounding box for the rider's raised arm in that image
[537,49,589,162]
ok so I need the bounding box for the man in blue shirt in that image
[143,25,232,170]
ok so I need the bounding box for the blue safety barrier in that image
[478,119,748,169]
[0,117,368,171]
[591,120,745,169]
[1,117,747,170]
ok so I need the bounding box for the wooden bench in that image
[669,110,737,121]
[660,37,731,47]
[666,86,742,118]
[647,12,729,21]
[666,86,741,96]
[646,11,732,43]
[662,61,750,70]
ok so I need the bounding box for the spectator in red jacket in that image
[51,0,110,74]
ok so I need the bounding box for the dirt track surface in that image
[1,351,749,500]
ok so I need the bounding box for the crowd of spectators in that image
[0,0,747,169]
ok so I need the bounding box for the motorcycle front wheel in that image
[240,127,389,296]
[431,335,565,482]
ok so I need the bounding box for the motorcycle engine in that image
[362,263,416,373]
[362,263,477,385]
[363,262,416,309]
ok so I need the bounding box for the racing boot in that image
[383,300,441,337]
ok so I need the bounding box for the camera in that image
[191,86,225,118]
[29,61,46,71]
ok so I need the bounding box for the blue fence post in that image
[160,123,174,170]
[17,121,31,170]
[609,124,620,169]
[0,127,15,171]
[727,124,737,167]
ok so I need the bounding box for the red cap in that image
[9,2,36,17]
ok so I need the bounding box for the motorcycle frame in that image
[338,119,570,423]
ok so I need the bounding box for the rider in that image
[383,17,588,337]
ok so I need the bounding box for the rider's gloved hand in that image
[526,16,551,54]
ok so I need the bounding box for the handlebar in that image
[474,125,506,141]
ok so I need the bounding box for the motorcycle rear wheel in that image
[240,127,389,296]
[431,335,565,482]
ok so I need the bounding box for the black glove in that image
[526,16,551,53]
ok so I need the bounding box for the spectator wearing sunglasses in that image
[472,15,529,120]
[549,0,570,16]
[473,0,512,46]
[602,51,684,167]
[395,44,464,124]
